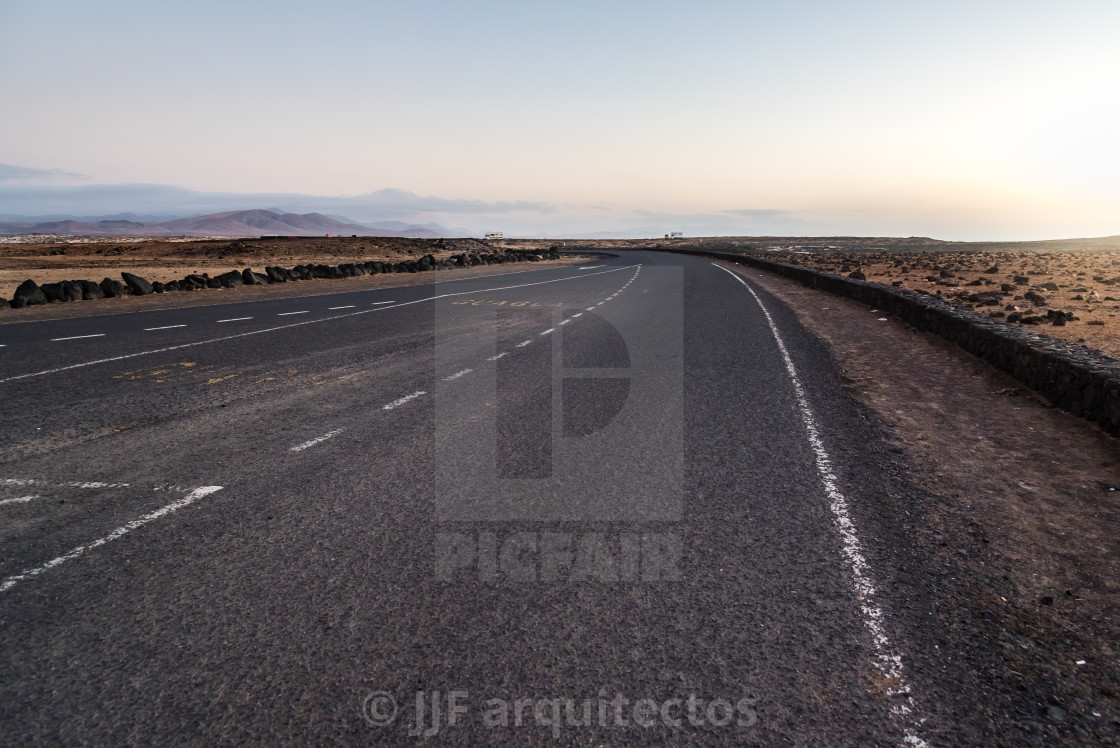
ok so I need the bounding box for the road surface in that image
[1,251,986,744]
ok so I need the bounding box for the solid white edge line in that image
[50,334,105,342]
[382,390,426,410]
[290,428,344,452]
[2,265,640,384]
[144,325,187,331]
[0,495,38,506]
[0,485,223,594]
[711,262,929,748]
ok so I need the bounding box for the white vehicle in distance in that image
[484,232,504,240]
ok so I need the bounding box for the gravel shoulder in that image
[733,263,1120,745]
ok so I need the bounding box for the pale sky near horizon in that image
[1,0,1117,239]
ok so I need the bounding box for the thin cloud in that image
[0,163,87,183]
[722,208,795,219]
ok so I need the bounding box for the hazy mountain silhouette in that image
[0,209,447,237]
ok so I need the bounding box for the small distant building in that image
[670,232,684,239]
[484,231,504,240]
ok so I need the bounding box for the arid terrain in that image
[763,248,1120,360]
[7,233,1120,362]
[0,236,506,300]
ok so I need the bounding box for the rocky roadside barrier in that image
[668,247,1120,438]
[4,248,561,310]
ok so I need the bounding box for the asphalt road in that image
[0,251,990,744]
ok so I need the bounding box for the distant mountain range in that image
[0,209,451,238]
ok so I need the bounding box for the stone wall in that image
[672,248,1120,438]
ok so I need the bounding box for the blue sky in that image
[1,1,1118,238]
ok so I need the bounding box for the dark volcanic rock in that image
[60,281,84,302]
[265,266,290,283]
[100,278,128,297]
[41,282,71,302]
[121,272,154,295]
[11,279,47,308]
[215,270,244,288]
[75,279,104,299]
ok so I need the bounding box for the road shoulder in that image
[731,263,1120,744]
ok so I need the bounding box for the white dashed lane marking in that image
[371,300,395,305]
[0,495,38,506]
[50,334,104,342]
[515,340,533,348]
[278,311,309,316]
[539,328,555,336]
[289,428,344,452]
[383,390,427,410]
[328,305,356,310]
[487,352,508,361]
[1,265,637,384]
[442,369,473,382]
[2,478,130,489]
[144,325,187,331]
[0,485,224,594]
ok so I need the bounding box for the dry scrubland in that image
[6,233,1120,363]
[767,248,1120,360]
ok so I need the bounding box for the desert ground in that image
[763,248,1120,360]
[7,233,1120,361]
[0,236,512,300]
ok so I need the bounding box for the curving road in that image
[0,251,991,744]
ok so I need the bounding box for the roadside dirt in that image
[770,249,1120,360]
[732,263,1120,744]
[0,236,522,300]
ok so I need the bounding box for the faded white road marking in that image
[328,305,356,310]
[0,495,37,506]
[1,265,640,385]
[515,340,533,348]
[370,300,395,305]
[290,428,344,452]
[586,307,596,311]
[51,334,104,342]
[571,313,582,318]
[383,390,426,410]
[217,317,253,323]
[144,325,186,331]
[486,352,508,361]
[559,319,571,325]
[539,328,555,336]
[712,262,928,748]
[278,310,309,316]
[442,368,473,381]
[578,265,601,270]
[1,478,130,489]
[0,486,223,594]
